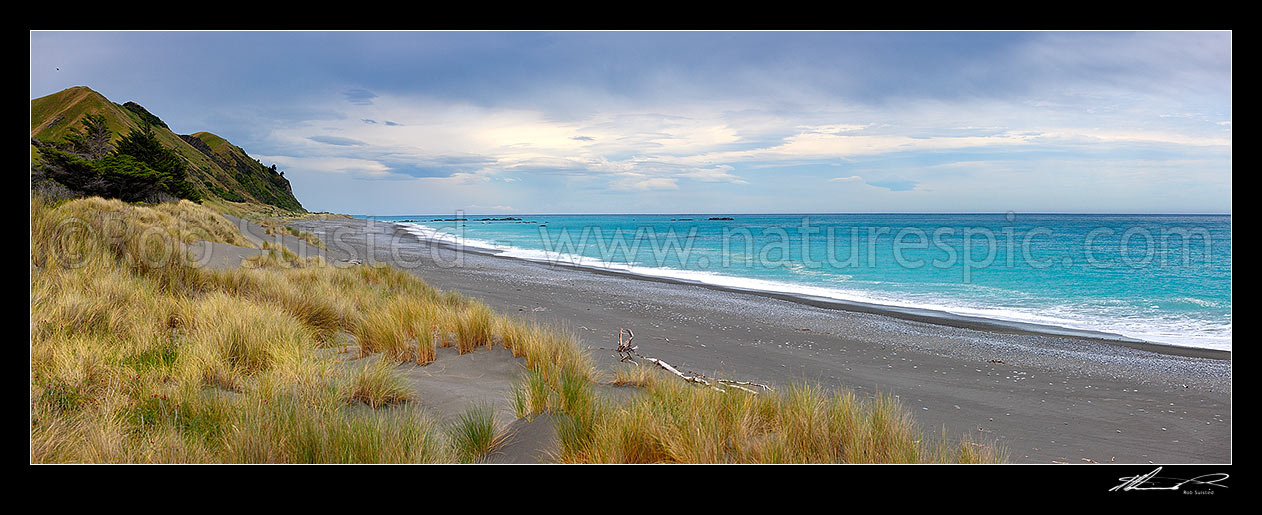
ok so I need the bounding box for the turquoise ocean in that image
[369,213,1231,351]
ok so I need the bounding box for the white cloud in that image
[255,154,392,177]
[680,165,748,184]
[630,178,679,190]
[799,124,869,135]
[258,77,1229,213]
[1033,129,1231,147]
[267,87,1232,178]
[610,174,679,191]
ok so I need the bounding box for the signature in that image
[1110,467,1229,492]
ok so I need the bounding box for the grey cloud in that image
[866,179,918,192]
[375,155,497,179]
[344,88,378,105]
[308,135,367,146]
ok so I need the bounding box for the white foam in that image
[394,222,1232,351]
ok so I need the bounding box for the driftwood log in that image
[613,328,772,394]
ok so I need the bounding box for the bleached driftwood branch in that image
[615,327,772,394]
[616,328,637,362]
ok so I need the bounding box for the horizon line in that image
[350,211,1233,217]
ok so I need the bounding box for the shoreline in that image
[387,220,1231,361]
[289,216,1232,464]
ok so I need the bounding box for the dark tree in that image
[38,147,100,194]
[38,120,203,203]
[90,155,166,202]
[37,150,166,202]
[121,101,169,130]
[114,123,201,201]
[59,114,113,160]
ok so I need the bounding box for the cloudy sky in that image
[30,31,1231,215]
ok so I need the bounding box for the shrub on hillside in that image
[34,116,201,203]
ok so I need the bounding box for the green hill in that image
[31,86,304,212]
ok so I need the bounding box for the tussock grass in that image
[207,266,353,345]
[225,394,449,464]
[354,296,438,364]
[609,362,659,387]
[178,292,313,377]
[30,195,461,462]
[42,197,253,256]
[512,371,555,420]
[348,358,415,409]
[526,364,1006,464]
[454,303,496,353]
[31,194,1004,463]
[447,402,508,463]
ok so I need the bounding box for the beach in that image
[287,216,1231,464]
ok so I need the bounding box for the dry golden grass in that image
[53,196,253,250]
[454,303,496,353]
[30,195,454,462]
[532,364,1007,464]
[30,194,604,463]
[354,296,439,364]
[31,194,1004,464]
[348,357,415,409]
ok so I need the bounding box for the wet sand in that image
[284,217,1231,464]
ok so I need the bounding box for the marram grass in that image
[447,402,509,463]
[534,365,1007,464]
[30,194,1004,463]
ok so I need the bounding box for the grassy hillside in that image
[181,132,303,211]
[31,86,304,213]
